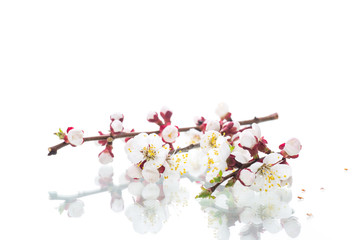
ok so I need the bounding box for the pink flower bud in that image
[110,119,124,133]
[110,112,124,122]
[215,102,229,118]
[282,138,302,156]
[239,130,257,149]
[66,129,84,146]
[160,106,172,123]
[147,111,160,123]
[194,116,205,126]
[205,120,220,132]
[98,145,114,164]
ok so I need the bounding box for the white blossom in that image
[111,119,123,133]
[283,138,302,156]
[215,102,229,118]
[161,124,179,143]
[205,120,221,132]
[67,129,84,146]
[249,153,292,192]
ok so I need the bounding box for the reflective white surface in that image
[1,1,360,239]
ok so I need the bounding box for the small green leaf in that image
[229,145,235,152]
[195,188,213,199]
[225,178,236,188]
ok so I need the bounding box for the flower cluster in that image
[49,103,302,239]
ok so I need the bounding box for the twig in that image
[48,113,278,156]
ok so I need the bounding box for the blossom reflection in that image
[198,181,301,239]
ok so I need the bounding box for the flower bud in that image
[239,130,257,149]
[160,106,172,123]
[110,119,124,133]
[147,111,160,122]
[282,138,302,156]
[66,128,84,146]
[110,112,124,122]
[205,120,220,132]
[98,145,114,164]
[215,102,229,119]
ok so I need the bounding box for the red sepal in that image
[279,143,285,150]
[125,129,135,143]
[66,127,74,133]
[98,131,107,146]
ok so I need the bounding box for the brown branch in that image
[48,113,278,156]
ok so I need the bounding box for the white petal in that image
[215,102,229,118]
[239,169,255,186]
[273,164,292,180]
[142,167,160,183]
[126,165,143,179]
[239,130,257,149]
[263,153,283,165]
[251,123,261,139]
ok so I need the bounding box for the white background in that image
[1,1,359,239]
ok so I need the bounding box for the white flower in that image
[186,129,203,145]
[249,153,292,192]
[161,124,179,143]
[200,131,231,182]
[67,129,84,146]
[239,123,261,149]
[215,102,229,118]
[111,119,123,133]
[126,164,143,179]
[142,165,160,183]
[239,130,257,149]
[125,133,169,166]
[67,200,84,217]
[205,120,221,132]
[283,138,302,156]
[185,150,208,177]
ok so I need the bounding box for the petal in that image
[263,153,283,165]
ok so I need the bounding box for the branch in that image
[209,157,263,193]
[48,113,278,156]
